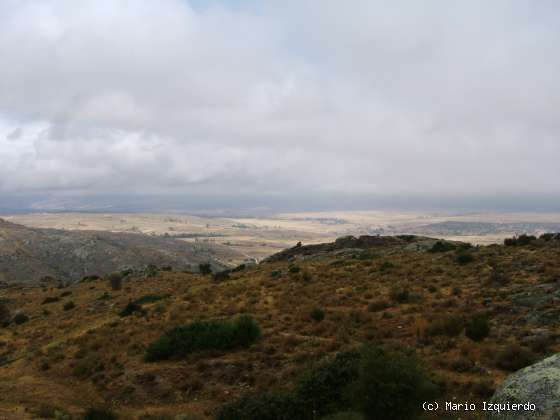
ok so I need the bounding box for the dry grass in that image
[0,238,560,418]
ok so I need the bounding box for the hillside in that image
[0,219,236,284]
[0,234,559,419]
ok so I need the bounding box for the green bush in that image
[367,300,390,312]
[83,408,117,420]
[106,272,124,291]
[198,263,212,275]
[217,391,302,420]
[145,314,261,361]
[429,241,456,253]
[465,314,490,342]
[0,302,11,327]
[310,308,325,322]
[119,302,145,317]
[63,301,76,311]
[426,314,463,337]
[504,234,537,246]
[455,252,474,265]
[73,354,104,379]
[288,265,301,274]
[134,294,168,305]
[217,346,437,420]
[389,287,409,303]
[13,312,29,325]
[350,347,437,420]
[379,261,395,272]
[295,351,361,418]
[213,271,231,282]
[120,294,169,316]
[42,296,60,304]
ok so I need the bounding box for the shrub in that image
[465,314,490,342]
[217,390,302,420]
[136,295,169,306]
[217,346,437,420]
[288,265,300,274]
[198,263,212,275]
[13,312,29,325]
[107,272,123,291]
[73,354,104,379]
[379,261,395,272]
[270,270,282,279]
[389,287,409,303]
[539,233,555,241]
[63,301,76,311]
[37,404,72,419]
[455,252,474,265]
[517,234,537,245]
[429,241,456,253]
[310,308,325,322]
[367,300,390,312]
[145,314,261,361]
[350,347,438,420]
[119,302,145,317]
[213,271,231,282]
[295,351,361,418]
[504,234,537,246]
[0,302,11,327]
[42,296,60,304]
[83,408,118,420]
[494,344,534,371]
[426,314,463,337]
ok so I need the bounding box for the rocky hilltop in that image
[0,218,234,284]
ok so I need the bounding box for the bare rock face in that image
[488,353,560,419]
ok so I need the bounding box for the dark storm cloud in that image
[1,0,559,199]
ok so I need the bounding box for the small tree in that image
[106,272,123,291]
[465,314,490,342]
[199,263,212,275]
[0,301,11,327]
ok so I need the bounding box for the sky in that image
[1,0,560,211]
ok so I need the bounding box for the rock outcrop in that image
[488,353,560,419]
[0,218,232,284]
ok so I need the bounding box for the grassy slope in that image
[1,237,559,418]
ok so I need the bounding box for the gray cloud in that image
[1,0,560,201]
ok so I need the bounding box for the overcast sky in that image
[1,0,560,209]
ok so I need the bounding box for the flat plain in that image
[6,211,560,264]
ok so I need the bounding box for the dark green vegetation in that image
[145,314,261,361]
[199,263,212,275]
[119,294,168,317]
[218,346,437,420]
[504,234,537,246]
[13,312,29,325]
[63,301,76,311]
[465,314,490,342]
[83,407,118,420]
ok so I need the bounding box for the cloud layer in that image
[1,0,560,200]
